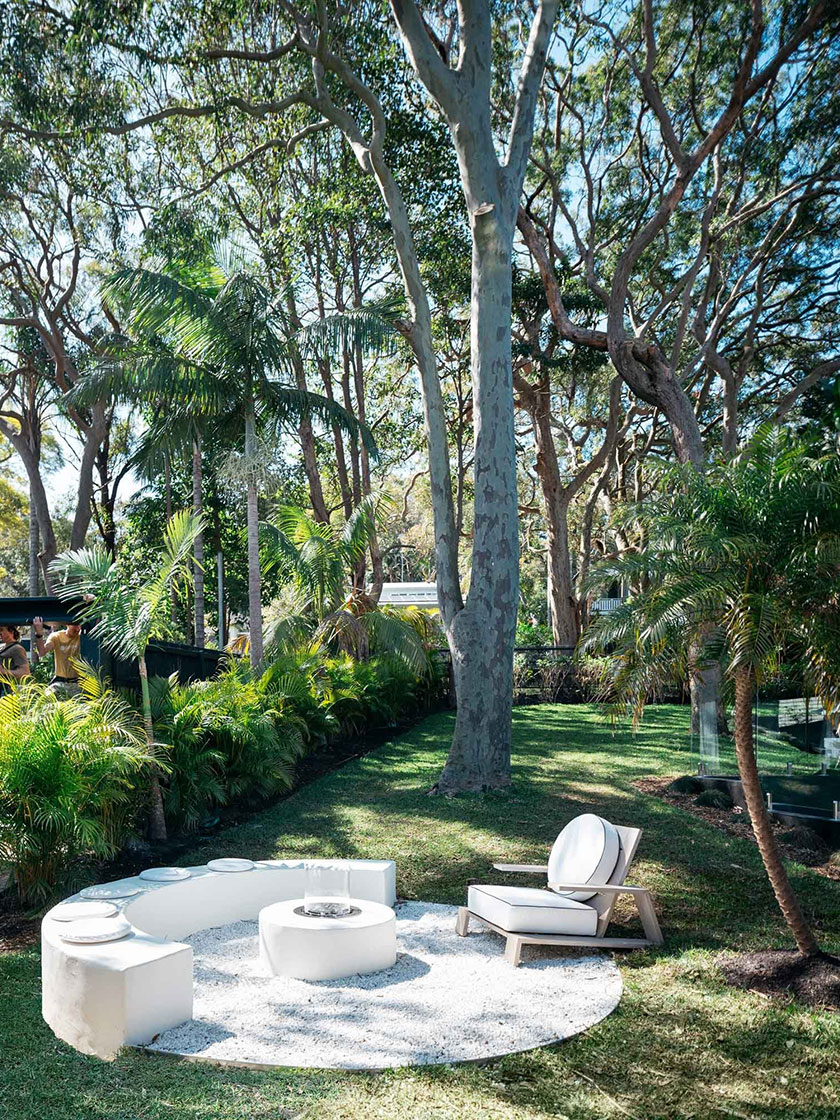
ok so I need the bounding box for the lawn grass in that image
[3,703,840,1120]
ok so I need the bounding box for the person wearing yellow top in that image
[32,616,82,693]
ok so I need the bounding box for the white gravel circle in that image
[146,901,622,1069]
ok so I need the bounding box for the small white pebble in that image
[148,902,621,1068]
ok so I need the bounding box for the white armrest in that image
[492,863,549,873]
[548,882,650,895]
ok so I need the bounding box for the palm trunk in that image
[164,451,176,624]
[244,407,263,671]
[139,654,167,841]
[734,664,819,956]
[192,436,205,647]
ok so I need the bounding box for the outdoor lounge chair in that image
[455,813,663,966]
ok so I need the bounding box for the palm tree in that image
[129,412,216,644]
[263,497,434,675]
[79,253,375,670]
[582,433,840,958]
[50,511,203,841]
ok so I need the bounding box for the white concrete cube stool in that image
[259,898,397,981]
[41,923,193,1059]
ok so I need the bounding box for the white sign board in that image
[377,583,439,607]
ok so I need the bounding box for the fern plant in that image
[0,668,150,904]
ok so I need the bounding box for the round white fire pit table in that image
[259,897,396,981]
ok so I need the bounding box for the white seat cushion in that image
[468,884,598,936]
[548,814,620,901]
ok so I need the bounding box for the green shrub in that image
[260,648,339,743]
[150,674,226,832]
[667,775,704,794]
[152,662,308,830]
[200,664,305,803]
[0,671,150,904]
[695,788,734,809]
[151,634,444,832]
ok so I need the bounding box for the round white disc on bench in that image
[207,858,254,873]
[139,867,191,882]
[80,882,142,900]
[49,901,118,922]
[57,914,132,944]
[548,813,620,901]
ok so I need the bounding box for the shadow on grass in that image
[3,704,840,1120]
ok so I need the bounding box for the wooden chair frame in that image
[455,824,663,966]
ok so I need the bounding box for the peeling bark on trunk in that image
[734,665,820,957]
[437,220,519,792]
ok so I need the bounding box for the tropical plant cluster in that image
[0,650,443,905]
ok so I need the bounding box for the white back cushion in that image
[547,814,620,901]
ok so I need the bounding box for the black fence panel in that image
[101,641,226,690]
[432,645,581,706]
[0,597,225,689]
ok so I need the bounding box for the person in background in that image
[0,624,31,689]
[32,616,82,694]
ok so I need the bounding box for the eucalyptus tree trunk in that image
[3,428,57,589]
[391,0,558,791]
[296,0,557,789]
[70,405,108,549]
[28,481,40,596]
[733,665,819,956]
[283,285,329,522]
[192,436,205,648]
[138,654,167,841]
[517,207,726,723]
[441,213,520,789]
[244,406,263,670]
[516,370,624,648]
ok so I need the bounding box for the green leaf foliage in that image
[582,431,840,722]
[50,510,203,661]
[0,667,149,904]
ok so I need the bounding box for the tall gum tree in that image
[283,1,560,790]
[517,0,833,721]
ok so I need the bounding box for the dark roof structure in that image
[0,596,84,626]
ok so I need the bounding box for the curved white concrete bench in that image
[42,858,396,1059]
